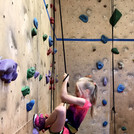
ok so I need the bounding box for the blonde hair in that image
[76,77,98,117]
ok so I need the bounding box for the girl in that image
[33,73,98,134]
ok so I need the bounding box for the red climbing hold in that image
[50,17,54,24]
[50,4,56,11]
[47,48,52,55]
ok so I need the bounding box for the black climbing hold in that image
[79,14,88,23]
[122,126,127,131]
[111,48,119,54]
[43,34,48,41]
[31,28,37,37]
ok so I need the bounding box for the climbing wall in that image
[111,0,134,134]
[55,0,112,134]
[0,0,52,134]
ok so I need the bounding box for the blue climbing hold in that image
[26,100,35,112]
[103,121,108,127]
[103,77,108,86]
[102,99,107,106]
[33,18,38,29]
[79,14,88,23]
[96,61,104,70]
[117,84,125,93]
[49,36,53,47]
[53,48,57,54]
[101,35,108,44]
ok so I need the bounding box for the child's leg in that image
[45,103,66,133]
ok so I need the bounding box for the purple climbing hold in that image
[103,77,108,86]
[46,74,49,84]
[34,71,40,79]
[48,70,51,77]
[0,59,18,83]
[33,128,39,134]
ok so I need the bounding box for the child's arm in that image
[60,73,85,106]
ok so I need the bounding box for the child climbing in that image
[33,73,98,134]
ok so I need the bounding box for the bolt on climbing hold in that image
[46,74,49,84]
[43,34,48,41]
[49,36,53,47]
[33,128,39,134]
[101,35,108,44]
[50,17,54,24]
[46,4,48,9]
[111,48,119,54]
[49,85,55,90]
[50,4,56,11]
[122,126,127,131]
[102,99,107,106]
[26,100,35,112]
[33,18,38,29]
[117,84,125,93]
[47,48,52,55]
[21,86,30,97]
[27,67,36,79]
[31,28,37,37]
[50,77,54,84]
[0,59,18,83]
[39,74,43,81]
[103,121,108,127]
[52,48,57,54]
[34,71,40,79]
[103,77,108,86]
[110,9,122,27]
[96,61,104,70]
[79,14,88,23]
[118,61,124,69]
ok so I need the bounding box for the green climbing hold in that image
[111,48,119,54]
[43,34,48,41]
[21,86,30,96]
[110,9,122,27]
[39,75,43,81]
[31,28,37,37]
[27,67,36,79]
[46,4,48,9]
[122,126,127,131]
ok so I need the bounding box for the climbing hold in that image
[50,77,54,84]
[26,100,35,112]
[121,126,127,131]
[49,85,55,90]
[103,121,108,127]
[79,14,88,23]
[33,18,38,29]
[96,61,104,70]
[31,28,37,37]
[103,77,108,86]
[101,35,108,44]
[56,75,58,83]
[39,75,43,81]
[47,48,52,55]
[117,84,125,93]
[43,34,48,41]
[52,48,57,54]
[48,70,51,77]
[110,9,122,27]
[49,36,53,47]
[50,4,56,11]
[34,71,40,79]
[46,74,49,84]
[111,48,119,54]
[27,67,36,79]
[102,99,107,106]
[118,61,124,69]
[33,128,39,134]
[21,86,30,97]
[50,17,54,24]
[46,4,48,9]
[0,59,18,83]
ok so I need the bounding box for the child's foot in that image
[33,114,46,131]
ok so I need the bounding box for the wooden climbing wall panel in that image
[0,0,52,134]
[111,0,134,134]
[55,0,112,134]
